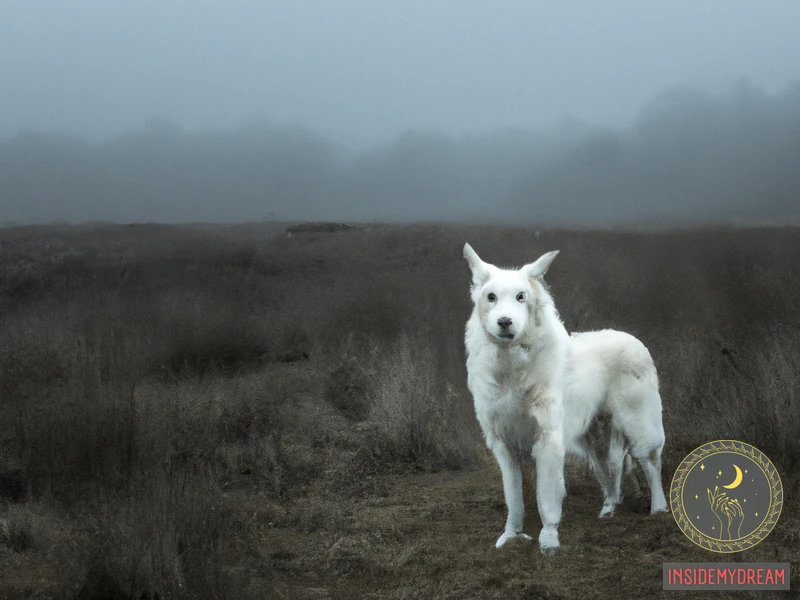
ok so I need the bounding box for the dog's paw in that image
[540,544,559,557]
[538,526,560,556]
[598,504,615,519]
[495,531,533,548]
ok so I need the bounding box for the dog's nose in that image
[497,317,512,329]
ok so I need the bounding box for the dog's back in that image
[569,329,658,387]
[564,329,663,454]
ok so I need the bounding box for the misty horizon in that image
[2,79,799,226]
[3,1,800,226]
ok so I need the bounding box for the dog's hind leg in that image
[600,430,626,517]
[598,430,626,519]
[582,414,625,518]
[633,445,667,514]
[619,392,668,514]
[574,439,613,517]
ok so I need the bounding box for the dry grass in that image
[0,221,798,598]
[367,334,480,471]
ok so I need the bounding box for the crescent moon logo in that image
[723,464,743,489]
[670,440,783,553]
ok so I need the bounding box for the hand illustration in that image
[722,498,745,540]
[707,486,731,540]
[707,487,745,540]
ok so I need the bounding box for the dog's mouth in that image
[497,331,515,341]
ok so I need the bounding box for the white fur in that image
[463,243,667,555]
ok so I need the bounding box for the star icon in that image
[700,464,705,471]
[755,512,759,517]
[718,470,722,476]
[695,494,699,499]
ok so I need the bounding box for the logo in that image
[670,440,783,553]
[663,563,790,591]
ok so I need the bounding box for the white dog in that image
[463,243,667,555]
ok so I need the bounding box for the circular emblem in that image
[670,440,783,553]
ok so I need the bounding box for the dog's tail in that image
[621,451,645,501]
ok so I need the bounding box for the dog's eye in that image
[516,292,525,302]
[487,293,496,302]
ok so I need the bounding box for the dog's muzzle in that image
[497,317,515,340]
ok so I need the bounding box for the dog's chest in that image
[471,372,542,454]
[466,343,554,453]
[481,392,540,454]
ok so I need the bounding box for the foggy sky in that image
[2,1,800,148]
[2,2,799,225]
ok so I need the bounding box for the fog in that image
[1,1,799,225]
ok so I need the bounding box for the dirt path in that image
[257,465,796,599]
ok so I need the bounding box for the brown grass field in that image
[1,222,798,599]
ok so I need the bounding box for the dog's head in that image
[463,243,559,346]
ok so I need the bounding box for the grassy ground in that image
[1,221,798,599]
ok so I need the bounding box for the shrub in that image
[367,334,479,471]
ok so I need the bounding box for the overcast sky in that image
[2,1,799,149]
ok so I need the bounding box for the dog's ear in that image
[523,250,559,280]
[463,243,490,289]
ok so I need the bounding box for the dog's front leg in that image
[531,401,566,555]
[490,441,532,548]
[533,430,566,554]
